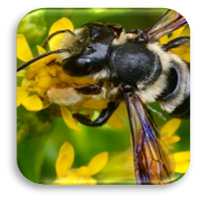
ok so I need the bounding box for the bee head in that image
[61,22,115,77]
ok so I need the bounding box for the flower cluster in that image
[54,119,190,185]
[17,18,126,131]
[55,142,108,185]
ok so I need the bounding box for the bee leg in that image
[126,29,143,35]
[75,82,103,95]
[73,101,119,126]
[41,29,75,48]
[127,29,149,43]
[162,36,190,51]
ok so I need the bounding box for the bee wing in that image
[124,94,174,185]
[144,9,187,42]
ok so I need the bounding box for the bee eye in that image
[62,56,92,77]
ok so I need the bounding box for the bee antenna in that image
[17,49,69,72]
[41,29,75,48]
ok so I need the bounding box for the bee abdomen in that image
[157,60,190,119]
[171,95,190,119]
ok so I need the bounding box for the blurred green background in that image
[17,8,190,184]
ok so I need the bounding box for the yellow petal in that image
[175,161,190,173]
[55,173,79,185]
[171,151,190,173]
[32,86,46,98]
[181,25,190,37]
[173,151,190,163]
[57,70,72,83]
[36,45,46,55]
[159,35,169,45]
[164,135,180,144]
[76,177,97,185]
[17,87,29,106]
[106,103,127,129]
[171,46,190,63]
[168,25,190,63]
[161,118,181,137]
[82,99,108,109]
[22,94,43,111]
[25,66,39,80]
[17,34,33,61]
[170,27,185,40]
[59,141,74,156]
[56,155,71,178]
[36,75,53,89]
[72,76,95,85]
[49,18,74,35]
[88,152,108,175]
[116,103,128,117]
[48,18,74,50]
[87,177,97,185]
[107,115,124,129]
[21,78,32,87]
[60,106,81,131]
[35,67,49,77]
[56,142,75,178]
[46,65,57,76]
[17,70,26,77]
[75,166,91,177]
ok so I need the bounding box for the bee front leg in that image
[73,101,119,127]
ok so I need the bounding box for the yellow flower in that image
[17,32,82,131]
[55,142,108,185]
[161,119,190,177]
[17,33,57,111]
[159,25,190,62]
[98,119,190,184]
[160,118,181,147]
[106,103,128,129]
[17,17,126,131]
[170,151,190,173]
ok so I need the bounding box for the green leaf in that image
[17,107,55,183]
[18,9,47,43]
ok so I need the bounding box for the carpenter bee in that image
[17,9,190,185]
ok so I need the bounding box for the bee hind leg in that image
[73,101,119,127]
[162,36,190,51]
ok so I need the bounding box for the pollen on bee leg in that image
[47,86,88,107]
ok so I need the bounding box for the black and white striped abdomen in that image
[157,58,190,119]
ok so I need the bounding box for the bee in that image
[17,9,190,184]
